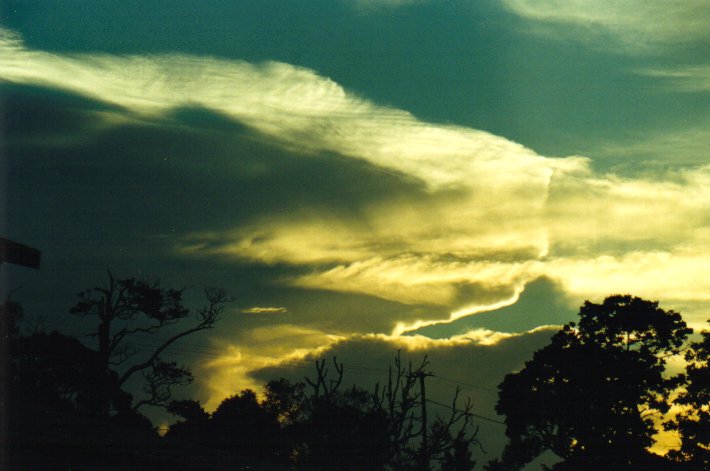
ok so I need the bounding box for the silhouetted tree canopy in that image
[494,295,692,470]
[69,272,229,412]
[164,399,211,445]
[210,389,282,458]
[667,321,710,468]
[12,281,709,470]
[162,355,480,470]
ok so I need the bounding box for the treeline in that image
[4,275,477,470]
[3,275,709,470]
[163,356,477,471]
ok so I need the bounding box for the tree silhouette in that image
[69,272,229,413]
[263,377,307,425]
[494,295,691,469]
[210,389,282,460]
[159,355,481,470]
[164,398,211,445]
[12,329,110,414]
[667,320,710,468]
[291,355,478,471]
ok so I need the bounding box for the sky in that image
[2,0,710,463]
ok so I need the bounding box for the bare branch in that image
[133,359,193,411]
[117,287,229,386]
[108,342,137,366]
[305,357,344,402]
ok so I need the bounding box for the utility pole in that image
[418,370,433,470]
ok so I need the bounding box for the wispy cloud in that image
[4,27,710,339]
[639,66,710,92]
[350,0,426,12]
[0,28,580,192]
[240,306,288,315]
[592,125,710,168]
[501,0,710,52]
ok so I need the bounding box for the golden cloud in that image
[4,28,710,351]
[240,306,289,315]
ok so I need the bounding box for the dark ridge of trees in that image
[5,282,710,470]
[489,295,705,471]
[164,355,480,471]
[4,274,231,470]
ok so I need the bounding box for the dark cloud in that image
[4,84,426,240]
[2,82,431,329]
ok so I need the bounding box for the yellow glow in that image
[197,325,344,411]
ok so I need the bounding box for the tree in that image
[69,272,229,413]
[210,389,282,459]
[263,377,307,425]
[160,355,480,469]
[494,295,691,469]
[294,355,479,471]
[667,320,710,468]
[11,330,108,414]
[165,398,211,444]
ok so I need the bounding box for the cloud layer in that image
[5,23,709,458]
[4,27,709,332]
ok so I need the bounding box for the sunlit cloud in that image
[0,27,577,192]
[501,0,710,52]
[179,163,710,331]
[240,306,288,315]
[544,165,710,254]
[197,325,345,410]
[546,251,710,317]
[4,27,710,347]
[199,324,559,411]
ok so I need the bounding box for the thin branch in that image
[118,288,226,386]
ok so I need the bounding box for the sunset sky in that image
[2,0,710,462]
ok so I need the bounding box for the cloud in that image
[501,0,710,52]
[195,324,345,410]
[5,27,710,373]
[350,0,426,12]
[544,165,710,254]
[178,163,710,330]
[639,66,710,93]
[240,306,288,315]
[591,124,710,168]
[0,27,582,192]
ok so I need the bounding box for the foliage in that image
[666,322,710,468]
[69,271,229,411]
[493,295,692,469]
[287,355,478,470]
[11,329,113,414]
[162,354,480,470]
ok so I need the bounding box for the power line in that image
[22,317,504,397]
[426,398,505,426]
[430,374,498,394]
